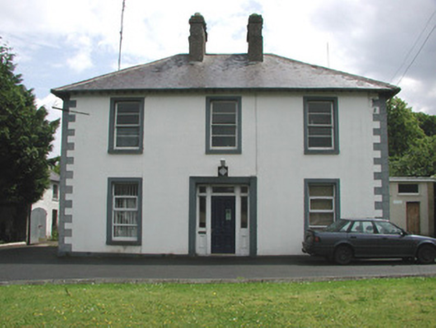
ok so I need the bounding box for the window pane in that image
[199,196,206,228]
[212,114,236,124]
[117,102,140,113]
[310,199,333,210]
[117,114,139,125]
[350,221,375,234]
[374,222,403,235]
[212,186,234,193]
[114,226,138,238]
[116,136,140,148]
[213,101,236,113]
[117,127,140,137]
[309,185,333,197]
[308,127,332,136]
[398,184,419,194]
[212,136,236,147]
[308,112,332,125]
[114,184,138,196]
[241,196,248,229]
[114,211,138,224]
[309,213,334,227]
[212,126,236,136]
[308,102,332,113]
[308,136,332,148]
[115,197,137,209]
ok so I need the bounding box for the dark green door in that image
[211,196,235,254]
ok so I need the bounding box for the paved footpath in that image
[0,244,435,285]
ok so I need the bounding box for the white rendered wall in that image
[65,92,380,255]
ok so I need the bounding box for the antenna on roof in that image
[118,0,126,71]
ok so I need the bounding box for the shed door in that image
[406,202,420,234]
[211,196,235,254]
[30,208,47,244]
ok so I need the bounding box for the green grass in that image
[1,277,435,327]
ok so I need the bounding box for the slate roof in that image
[52,54,400,97]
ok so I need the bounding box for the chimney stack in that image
[247,14,263,62]
[189,13,207,62]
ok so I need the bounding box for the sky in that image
[1,0,436,156]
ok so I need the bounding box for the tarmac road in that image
[0,244,435,285]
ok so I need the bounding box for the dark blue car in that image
[302,218,436,265]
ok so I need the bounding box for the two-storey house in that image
[52,14,400,256]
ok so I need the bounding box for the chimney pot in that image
[247,14,263,62]
[189,13,207,62]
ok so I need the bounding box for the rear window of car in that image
[325,220,352,232]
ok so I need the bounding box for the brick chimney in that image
[189,13,207,62]
[247,14,263,62]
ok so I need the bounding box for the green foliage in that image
[0,40,59,204]
[387,97,436,177]
[415,111,436,137]
[387,97,424,158]
[0,278,435,327]
[390,136,436,177]
[48,156,61,175]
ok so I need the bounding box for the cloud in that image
[1,0,436,118]
[66,35,94,72]
[36,94,63,158]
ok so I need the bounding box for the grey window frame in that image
[206,96,242,154]
[304,179,340,231]
[108,98,144,154]
[107,178,143,246]
[304,97,339,154]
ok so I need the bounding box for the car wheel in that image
[417,245,436,264]
[334,245,353,265]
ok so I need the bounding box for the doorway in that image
[406,202,420,234]
[211,196,235,254]
[189,176,257,257]
[195,184,250,256]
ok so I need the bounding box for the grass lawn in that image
[1,277,435,327]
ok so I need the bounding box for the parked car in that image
[302,218,436,265]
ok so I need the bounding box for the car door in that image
[348,221,380,257]
[373,221,415,257]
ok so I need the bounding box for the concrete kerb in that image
[0,241,27,248]
[1,273,436,287]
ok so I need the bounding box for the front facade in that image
[390,177,435,237]
[52,14,399,256]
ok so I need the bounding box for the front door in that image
[211,196,235,254]
[406,202,420,234]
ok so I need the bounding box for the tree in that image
[387,97,424,158]
[390,136,436,177]
[387,97,436,177]
[0,40,59,242]
[414,111,436,137]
